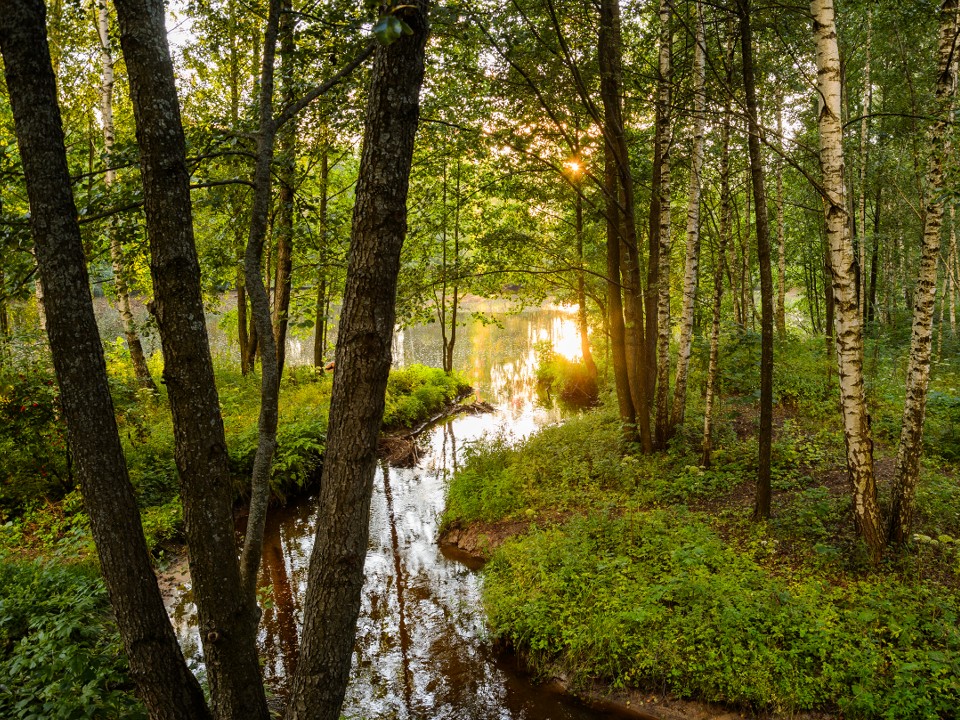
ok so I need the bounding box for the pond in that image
[161,300,621,720]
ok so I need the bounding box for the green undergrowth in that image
[446,338,960,718]
[0,555,145,719]
[485,510,960,719]
[2,357,468,558]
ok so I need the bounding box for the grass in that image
[444,334,960,719]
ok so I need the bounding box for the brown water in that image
[163,301,624,719]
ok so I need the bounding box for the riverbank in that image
[439,381,960,720]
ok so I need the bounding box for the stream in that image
[162,301,621,719]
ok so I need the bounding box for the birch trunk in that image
[670,0,705,431]
[703,44,733,467]
[811,0,883,563]
[97,0,156,392]
[654,0,673,449]
[888,0,958,544]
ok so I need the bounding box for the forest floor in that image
[439,336,960,720]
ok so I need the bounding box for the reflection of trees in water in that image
[259,512,300,692]
[381,459,414,714]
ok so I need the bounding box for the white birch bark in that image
[888,0,959,544]
[811,0,883,562]
[654,0,673,448]
[670,0,705,430]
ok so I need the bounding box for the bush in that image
[0,557,145,719]
[382,364,470,429]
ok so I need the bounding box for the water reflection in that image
[163,302,617,719]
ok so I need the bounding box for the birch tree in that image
[811,0,883,562]
[670,0,705,432]
[888,0,958,545]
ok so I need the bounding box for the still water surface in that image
[162,301,619,719]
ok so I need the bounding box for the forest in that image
[1,0,959,718]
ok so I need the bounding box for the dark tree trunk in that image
[0,3,211,718]
[284,5,430,719]
[598,0,649,450]
[112,1,270,717]
[739,0,774,520]
[868,186,882,323]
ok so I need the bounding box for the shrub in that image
[0,557,145,719]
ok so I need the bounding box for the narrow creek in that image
[163,301,622,719]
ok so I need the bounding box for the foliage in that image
[484,510,960,719]
[0,361,71,515]
[534,341,597,407]
[0,557,145,719]
[382,364,470,429]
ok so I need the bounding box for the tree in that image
[739,0,774,520]
[284,4,430,718]
[810,0,883,562]
[0,1,210,716]
[888,0,958,544]
[112,0,272,715]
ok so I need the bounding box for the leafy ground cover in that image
[443,335,960,719]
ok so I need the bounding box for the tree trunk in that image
[97,0,156,392]
[654,0,673,449]
[112,0,271,715]
[284,6,429,719]
[314,137,330,368]
[0,4,211,717]
[598,0,644,446]
[776,105,787,338]
[739,0,774,520]
[811,0,883,563]
[272,0,295,377]
[868,186,881,323]
[238,0,283,616]
[670,0,705,432]
[888,0,958,544]
[857,10,872,325]
[703,55,733,468]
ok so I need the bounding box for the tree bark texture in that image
[97,0,156,392]
[857,10,872,325]
[284,5,430,719]
[313,138,330,367]
[670,0,705,432]
[0,4,210,718]
[888,0,958,544]
[112,0,271,715]
[776,105,787,338]
[654,0,673,449]
[739,0,774,520]
[811,0,883,563]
